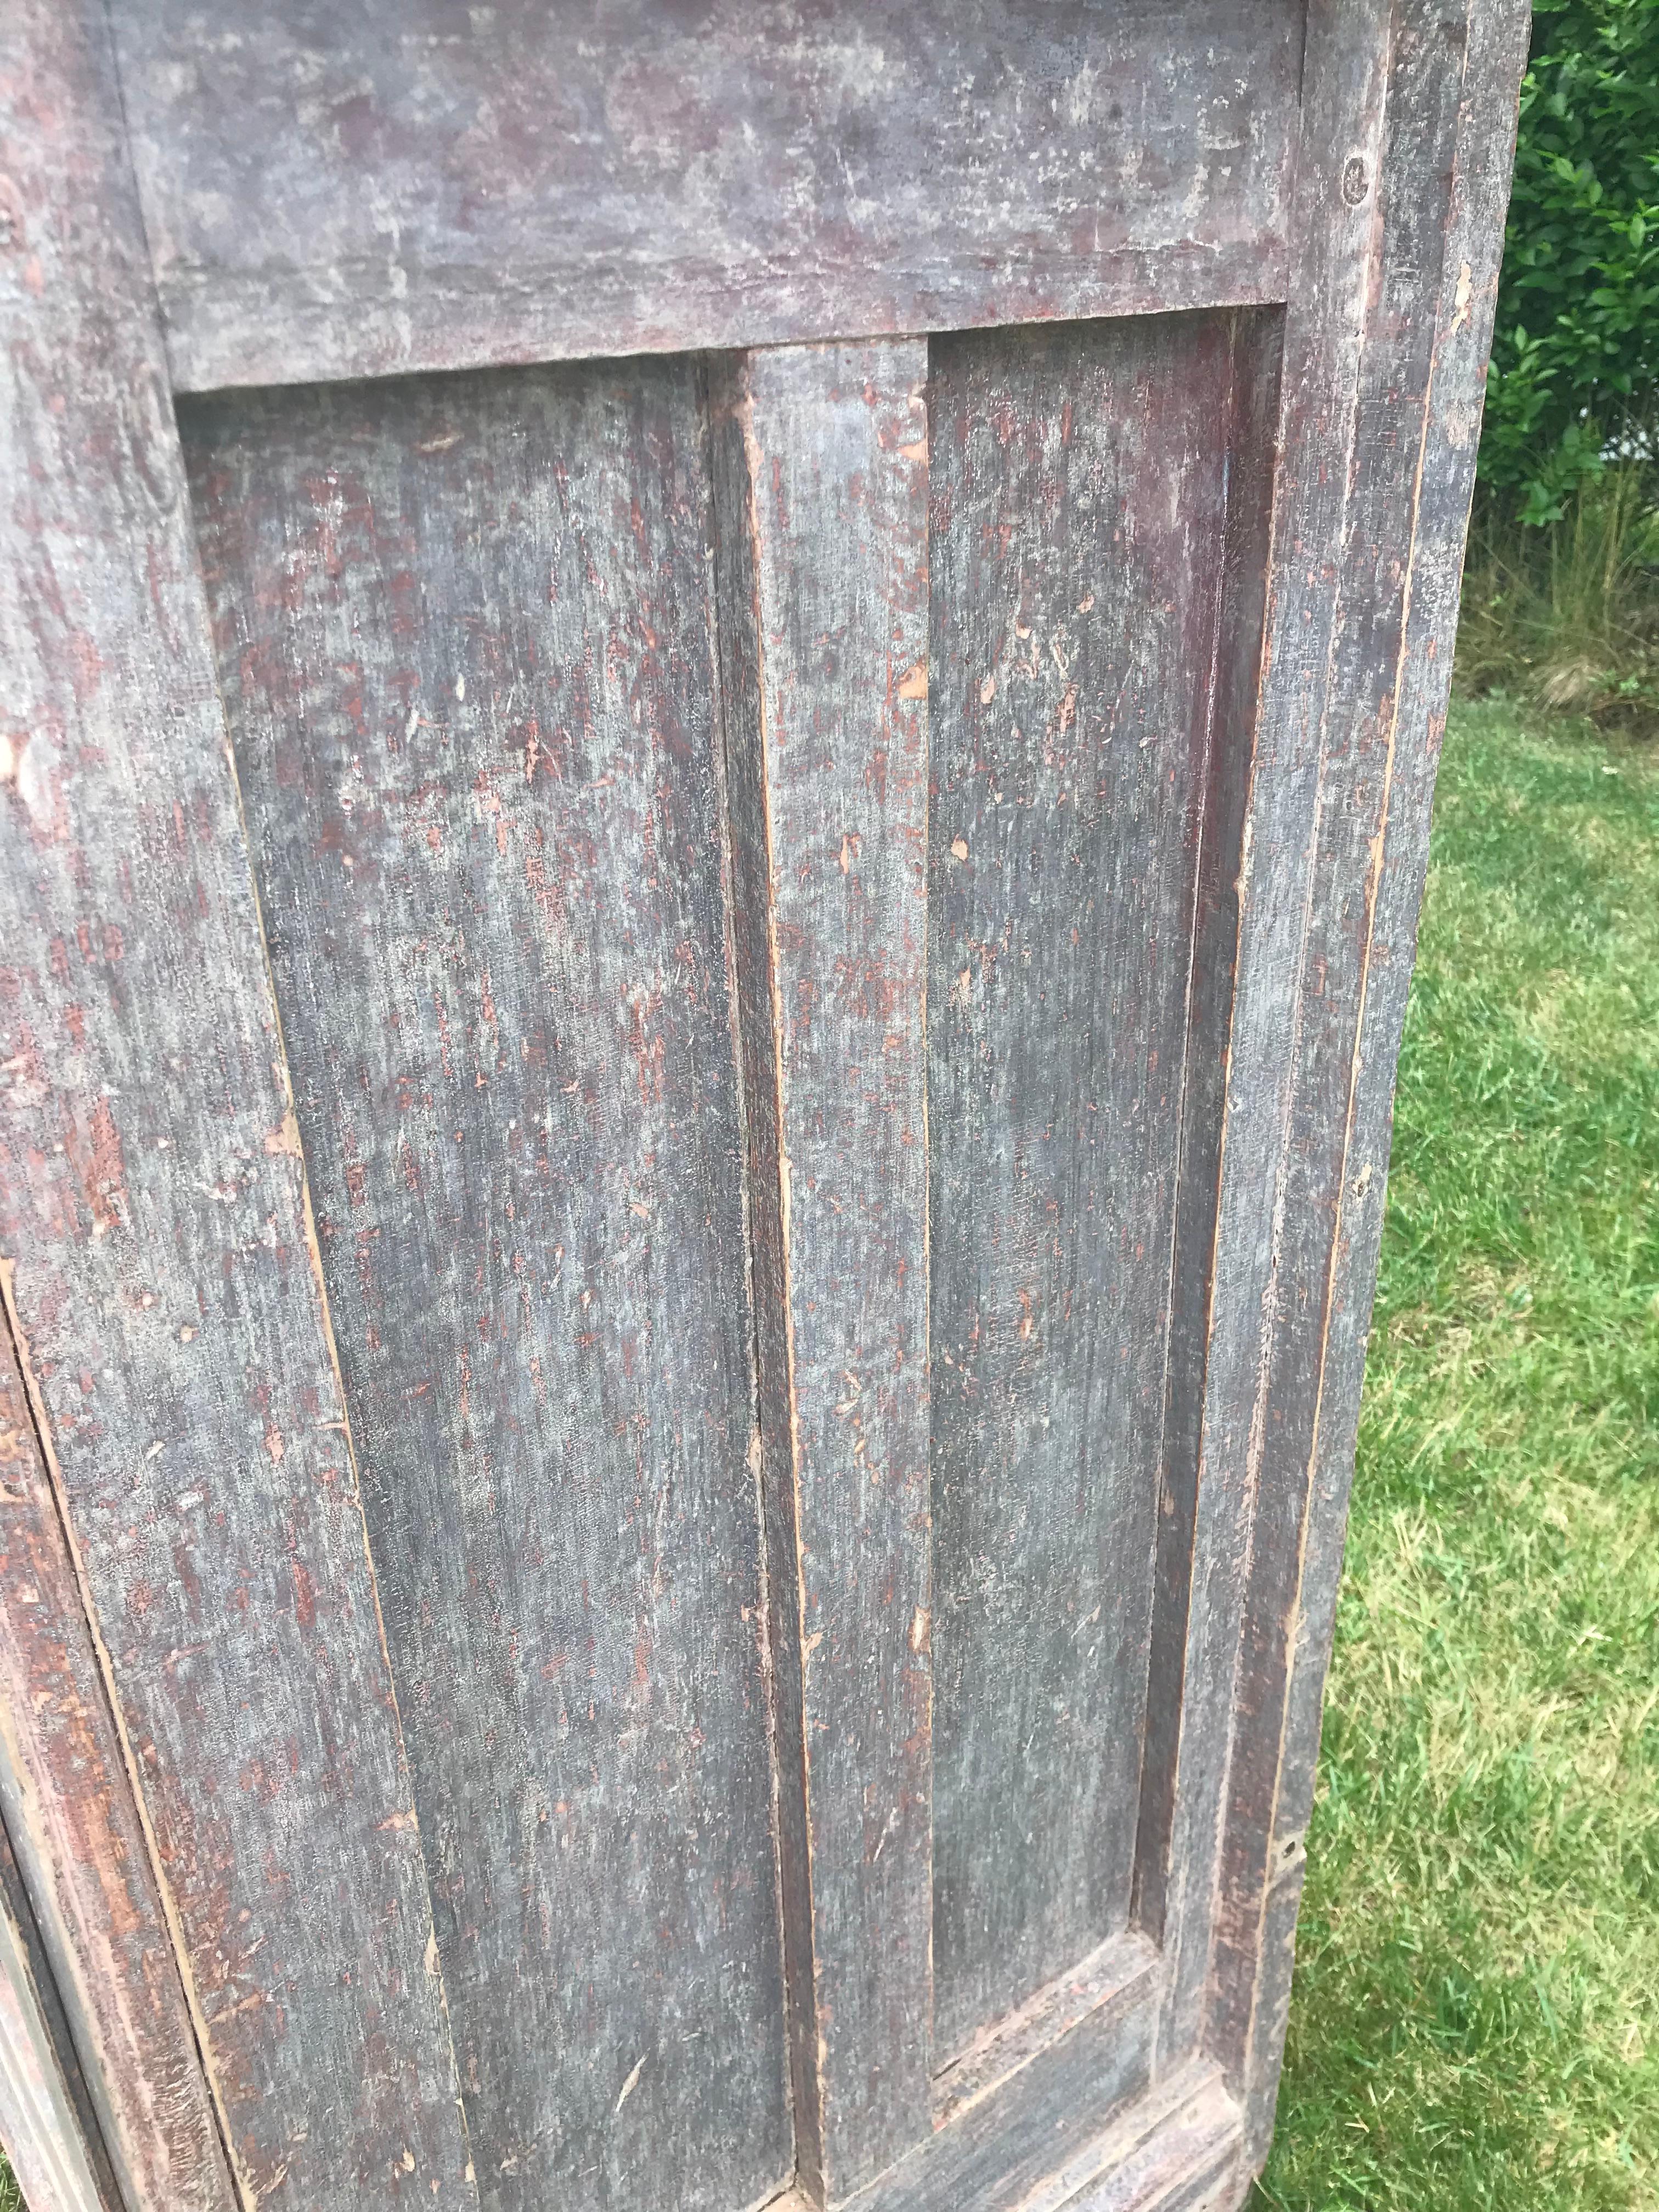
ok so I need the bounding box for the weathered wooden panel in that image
[713,341,933,2203]
[1131,315,1282,1965]
[927,310,1271,2063]
[183,360,792,2212]
[846,1953,1159,2212]
[106,0,1305,394]
[0,7,477,2206]
[1207,0,1531,2155]
[1144,0,1399,2084]
[0,1310,235,2212]
[2,0,1532,2200]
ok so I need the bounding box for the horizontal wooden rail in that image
[108,0,1301,393]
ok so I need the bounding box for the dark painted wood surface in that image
[0,7,477,2205]
[0,1311,235,2212]
[991,2065,1240,2212]
[707,360,826,2204]
[845,1954,1159,2212]
[1145,0,1399,2084]
[1130,316,1282,1968]
[932,1931,1153,2130]
[926,311,1266,2064]
[184,360,792,2212]
[715,342,933,2204]
[106,0,1304,394]
[1208,0,1531,2156]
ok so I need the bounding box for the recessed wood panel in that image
[183,361,790,2212]
[927,312,1272,2063]
[110,0,1304,393]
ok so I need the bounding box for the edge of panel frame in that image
[707,353,828,2207]
[1215,0,1532,2165]
[711,340,933,2206]
[1144,0,1401,2085]
[1129,306,1285,1961]
[0,5,479,2204]
[1,1288,238,2212]
[0,1799,122,2212]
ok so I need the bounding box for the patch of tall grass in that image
[1456,466,1659,736]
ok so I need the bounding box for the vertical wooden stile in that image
[1149,0,1398,2073]
[1131,312,1283,1961]
[713,342,934,2205]
[1210,0,1533,2152]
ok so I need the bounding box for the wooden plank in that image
[845,1956,1159,2212]
[182,358,793,2212]
[105,0,1303,394]
[1264,0,1530,1930]
[926,310,1245,2064]
[1209,0,1531,2159]
[707,361,825,2204]
[932,1933,1156,2131]
[1142,0,1400,2078]
[0,7,477,2205]
[1130,314,1283,1959]
[1,1304,236,2212]
[714,341,932,2203]
[1015,2067,1240,2212]
[0,1806,120,2212]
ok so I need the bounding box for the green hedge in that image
[1479,0,1659,524]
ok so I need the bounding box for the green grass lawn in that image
[1,703,1653,2211]
[1256,699,1659,2208]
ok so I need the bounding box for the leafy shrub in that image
[1479,0,1659,526]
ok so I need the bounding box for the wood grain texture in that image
[1144,0,1398,2079]
[0,1805,120,2212]
[716,341,933,2204]
[1027,2067,1240,2212]
[0,1307,236,2212]
[183,360,792,2212]
[0,7,476,2205]
[1,0,1531,2200]
[1262,0,1528,1932]
[1130,318,1282,1961]
[844,1957,1159,2212]
[1207,0,1531,2159]
[932,1932,1154,2131]
[926,312,1257,2063]
[708,361,825,2203]
[105,0,1304,394]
